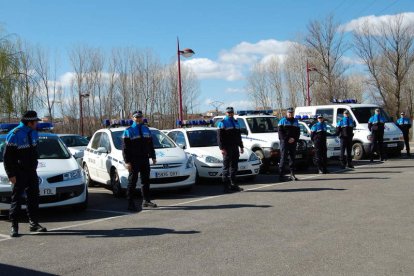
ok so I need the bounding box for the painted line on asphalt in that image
[0,162,375,241]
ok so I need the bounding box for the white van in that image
[295,104,404,159]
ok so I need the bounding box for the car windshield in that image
[60,135,89,147]
[246,117,279,133]
[187,130,218,147]
[351,107,391,124]
[0,136,71,162]
[112,129,176,150]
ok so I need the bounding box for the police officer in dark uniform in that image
[311,114,328,174]
[396,112,411,157]
[3,111,47,238]
[217,107,244,193]
[278,108,300,181]
[368,108,386,162]
[336,110,355,169]
[122,111,157,212]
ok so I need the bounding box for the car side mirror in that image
[73,152,83,159]
[241,128,248,135]
[97,147,108,154]
[177,143,186,149]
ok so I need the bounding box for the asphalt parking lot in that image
[0,154,414,275]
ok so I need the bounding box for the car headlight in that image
[186,155,194,168]
[63,169,82,181]
[271,142,279,150]
[205,156,222,164]
[0,175,10,184]
[249,152,259,162]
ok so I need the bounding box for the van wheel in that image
[352,143,364,160]
[83,164,97,187]
[254,150,268,173]
[111,169,124,198]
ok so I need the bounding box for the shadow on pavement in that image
[303,177,389,181]
[0,264,58,276]
[156,204,272,211]
[246,188,347,193]
[37,227,200,238]
[343,171,401,174]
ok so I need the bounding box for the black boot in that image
[142,201,158,208]
[230,183,243,192]
[29,221,47,232]
[290,171,298,181]
[347,163,354,168]
[10,221,18,238]
[127,200,138,212]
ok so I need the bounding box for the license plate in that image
[387,143,397,147]
[40,187,56,196]
[295,154,302,159]
[155,171,179,178]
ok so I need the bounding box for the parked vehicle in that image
[295,102,404,160]
[0,123,88,212]
[83,121,196,197]
[166,127,261,182]
[214,112,311,170]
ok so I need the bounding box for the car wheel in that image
[73,188,88,211]
[254,150,268,173]
[111,169,124,198]
[352,143,364,160]
[83,164,97,187]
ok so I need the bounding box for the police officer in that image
[3,111,47,238]
[217,107,244,193]
[368,108,386,162]
[336,110,355,169]
[396,112,411,157]
[278,108,300,181]
[122,111,157,212]
[311,114,328,174]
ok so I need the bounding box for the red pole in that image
[79,93,84,136]
[306,60,310,106]
[177,38,184,123]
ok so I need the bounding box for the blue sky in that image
[1,0,413,112]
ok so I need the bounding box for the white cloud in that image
[342,56,364,65]
[228,100,255,111]
[183,39,295,81]
[340,12,414,34]
[225,88,245,94]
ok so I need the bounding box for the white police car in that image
[297,117,341,159]
[82,120,196,197]
[166,126,261,181]
[0,123,88,212]
[58,134,89,165]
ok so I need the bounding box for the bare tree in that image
[305,15,349,103]
[353,14,414,117]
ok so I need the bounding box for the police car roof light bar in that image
[331,98,357,104]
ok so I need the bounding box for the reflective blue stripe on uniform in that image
[122,122,152,140]
[5,122,39,149]
[278,117,299,127]
[368,114,385,124]
[337,117,354,127]
[397,118,410,125]
[311,122,327,132]
[217,116,240,130]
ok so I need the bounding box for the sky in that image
[1,0,413,114]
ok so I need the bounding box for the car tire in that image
[254,150,268,173]
[111,169,124,198]
[73,187,88,212]
[83,164,97,187]
[352,142,364,160]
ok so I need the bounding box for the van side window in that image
[315,108,333,123]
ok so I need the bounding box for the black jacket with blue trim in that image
[3,123,39,178]
[122,122,156,163]
[217,116,244,150]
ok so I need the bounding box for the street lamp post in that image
[306,60,318,106]
[79,93,90,136]
[177,37,195,123]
